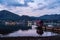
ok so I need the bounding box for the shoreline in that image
[0,35,60,40]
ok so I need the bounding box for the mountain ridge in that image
[0,10,60,21]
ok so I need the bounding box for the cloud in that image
[0,0,34,7]
[45,0,60,9]
[0,0,60,17]
[34,0,60,10]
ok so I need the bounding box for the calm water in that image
[0,25,60,37]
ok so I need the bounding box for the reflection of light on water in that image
[0,25,59,37]
[5,29,39,37]
[1,29,59,37]
[41,31,58,36]
[32,25,37,29]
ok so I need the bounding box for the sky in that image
[0,0,60,17]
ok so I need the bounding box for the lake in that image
[0,25,60,37]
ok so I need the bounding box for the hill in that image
[0,10,21,21]
[0,10,37,21]
[39,14,60,21]
[0,10,59,21]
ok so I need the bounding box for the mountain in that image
[0,10,37,21]
[0,10,20,21]
[39,14,60,21]
[1,10,60,21]
[20,15,38,21]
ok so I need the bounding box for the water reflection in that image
[36,29,43,35]
[1,29,58,37]
[0,25,59,37]
[36,27,43,35]
[0,26,32,35]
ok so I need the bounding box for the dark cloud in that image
[0,0,34,7]
[25,0,34,2]
[36,0,60,10]
[47,0,60,9]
